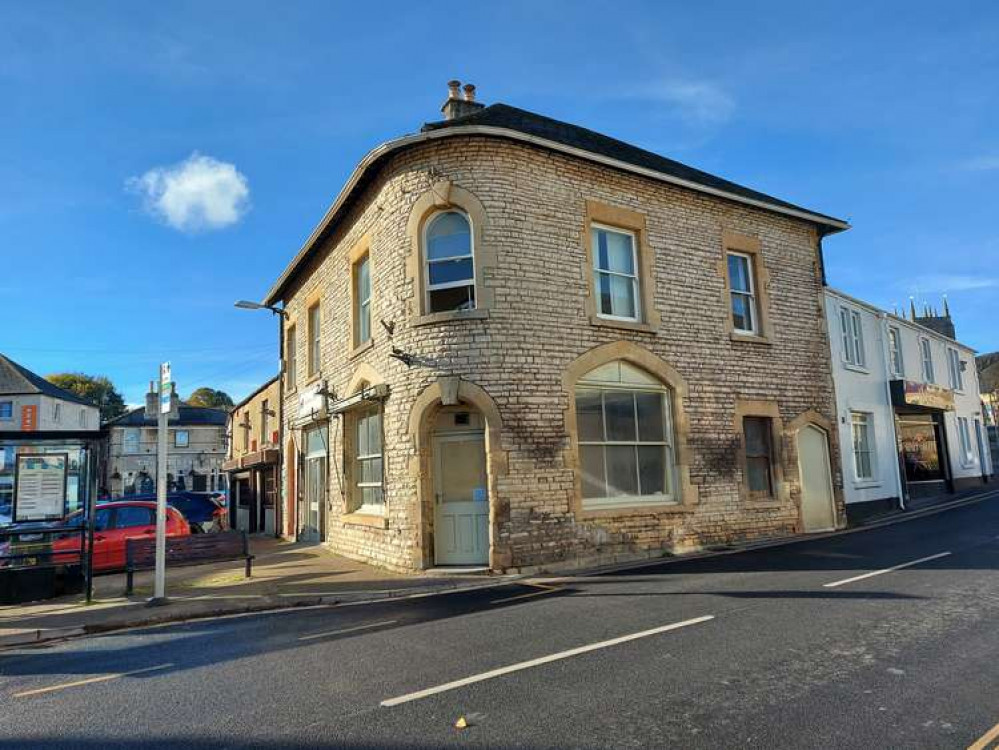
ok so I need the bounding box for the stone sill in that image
[730,332,772,346]
[578,502,693,519]
[349,339,374,360]
[588,315,657,335]
[412,309,489,327]
[341,511,388,529]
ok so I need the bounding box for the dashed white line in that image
[13,663,174,698]
[380,614,715,707]
[823,551,952,588]
[298,620,398,641]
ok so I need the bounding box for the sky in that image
[2,1,998,406]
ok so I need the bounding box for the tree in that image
[186,387,234,410]
[46,373,127,423]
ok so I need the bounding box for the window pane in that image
[605,445,638,496]
[427,212,471,260]
[361,486,383,507]
[608,275,637,319]
[593,228,635,275]
[727,254,751,292]
[428,257,474,287]
[743,417,771,457]
[636,392,666,442]
[732,293,754,332]
[358,301,370,343]
[428,284,475,312]
[604,391,636,442]
[116,506,153,528]
[597,271,613,316]
[580,445,606,498]
[746,456,772,494]
[637,445,666,495]
[576,389,604,442]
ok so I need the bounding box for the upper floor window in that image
[575,361,674,510]
[591,224,640,321]
[920,337,935,383]
[947,348,963,391]
[839,307,865,367]
[888,326,904,377]
[354,253,372,346]
[0,401,13,420]
[124,428,140,454]
[261,400,270,444]
[425,211,475,313]
[52,402,61,422]
[727,252,758,335]
[743,416,775,498]
[79,409,87,428]
[286,324,297,390]
[174,430,189,448]
[307,303,321,378]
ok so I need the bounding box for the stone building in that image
[222,376,281,536]
[263,82,850,573]
[105,383,227,498]
[0,354,100,432]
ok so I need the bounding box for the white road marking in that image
[380,614,715,707]
[298,620,398,641]
[823,551,952,588]
[13,663,174,698]
[490,583,564,604]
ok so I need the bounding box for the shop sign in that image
[891,380,955,411]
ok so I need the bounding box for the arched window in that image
[425,210,475,313]
[575,361,676,510]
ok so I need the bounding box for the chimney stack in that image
[441,79,485,121]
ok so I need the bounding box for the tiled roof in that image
[105,404,228,427]
[0,354,98,407]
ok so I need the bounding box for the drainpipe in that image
[879,312,906,510]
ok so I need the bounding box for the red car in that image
[53,501,190,572]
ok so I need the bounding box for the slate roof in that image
[422,103,846,226]
[0,354,98,407]
[105,404,229,428]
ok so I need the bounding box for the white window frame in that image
[124,428,140,454]
[352,406,384,515]
[576,365,676,510]
[947,348,963,391]
[174,430,189,448]
[79,409,87,428]
[0,400,13,420]
[424,210,476,313]
[920,337,935,384]
[53,402,61,423]
[354,253,372,346]
[851,411,876,482]
[957,417,975,466]
[727,251,758,335]
[888,326,904,377]
[591,223,641,323]
[839,307,865,368]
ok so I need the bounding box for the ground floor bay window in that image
[351,406,384,514]
[575,361,676,510]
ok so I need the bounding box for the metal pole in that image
[84,442,98,604]
[151,370,169,604]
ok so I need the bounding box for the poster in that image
[14,454,67,521]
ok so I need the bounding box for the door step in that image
[424,566,491,576]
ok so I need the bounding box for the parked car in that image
[51,501,190,572]
[126,492,229,534]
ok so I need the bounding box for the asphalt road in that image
[2,492,999,750]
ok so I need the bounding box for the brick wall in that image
[279,135,843,572]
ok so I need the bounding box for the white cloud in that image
[634,80,736,127]
[902,274,999,292]
[129,152,249,232]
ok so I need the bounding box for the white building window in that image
[0,401,12,420]
[286,324,297,390]
[124,428,140,454]
[957,417,975,465]
[353,407,384,513]
[920,338,935,383]
[53,402,61,423]
[947,348,963,391]
[425,211,475,313]
[592,225,640,322]
[307,304,321,378]
[576,361,675,510]
[888,326,904,377]
[354,253,372,345]
[851,412,875,481]
[79,409,87,428]
[743,416,775,498]
[727,252,758,334]
[839,307,865,367]
[175,430,190,448]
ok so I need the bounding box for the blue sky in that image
[3,1,997,405]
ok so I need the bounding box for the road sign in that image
[160,362,172,414]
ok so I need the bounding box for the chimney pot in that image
[447,80,461,99]
[440,79,485,121]
[463,83,476,102]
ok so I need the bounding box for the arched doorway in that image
[432,406,489,565]
[797,424,836,532]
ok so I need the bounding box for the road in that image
[2,493,999,749]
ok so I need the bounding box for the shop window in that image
[575,361,675,510]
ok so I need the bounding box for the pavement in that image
[1,488,999,748]
[0,537,511,649]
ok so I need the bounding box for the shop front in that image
[890,380,955,501]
